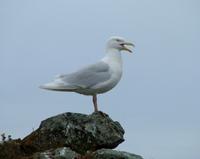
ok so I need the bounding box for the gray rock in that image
[22,112,125,154]
[92,149,143,159]
[0,112,143,159]
[32,147,143,159]
[32,147,79,159]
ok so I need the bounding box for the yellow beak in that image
[121,42,135,53]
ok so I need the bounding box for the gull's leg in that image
[92,94,98,112]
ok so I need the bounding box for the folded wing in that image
[40,61,111,91]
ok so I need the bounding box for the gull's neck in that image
[101,48,122,65]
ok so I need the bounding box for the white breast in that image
[92,49,123,94]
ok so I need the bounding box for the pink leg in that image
[92,94,98,112]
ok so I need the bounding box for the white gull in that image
[40,36,134,112]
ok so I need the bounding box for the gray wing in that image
[58,61,111,88]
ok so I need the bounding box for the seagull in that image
[40,36,134,112]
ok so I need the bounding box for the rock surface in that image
[92,149,143,159]
[31,147,143,159]
[32,147,80,159]
[22,112,125,154]
[0,111,143,159]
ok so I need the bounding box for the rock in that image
[29,148,143,159]
[92,149,143,159]
[22,111,125,154]
[0,112,143,159]
[32,147,80,159]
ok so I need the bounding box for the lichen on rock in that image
[0,111,143,159]
[31,148,143,159]
[22,111,125,154]
[92,149,143,159]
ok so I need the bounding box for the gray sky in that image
[1,0,200,159]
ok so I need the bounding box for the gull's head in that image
[106,36,134,53]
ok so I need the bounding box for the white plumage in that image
[40,36,134,112]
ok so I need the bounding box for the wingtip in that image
[39,84,51,90]
[39,82,63,90]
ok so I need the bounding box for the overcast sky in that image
[1,0,200,159]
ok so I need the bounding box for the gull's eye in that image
[116,39,122,42]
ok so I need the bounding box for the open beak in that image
[121,42,135,53]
